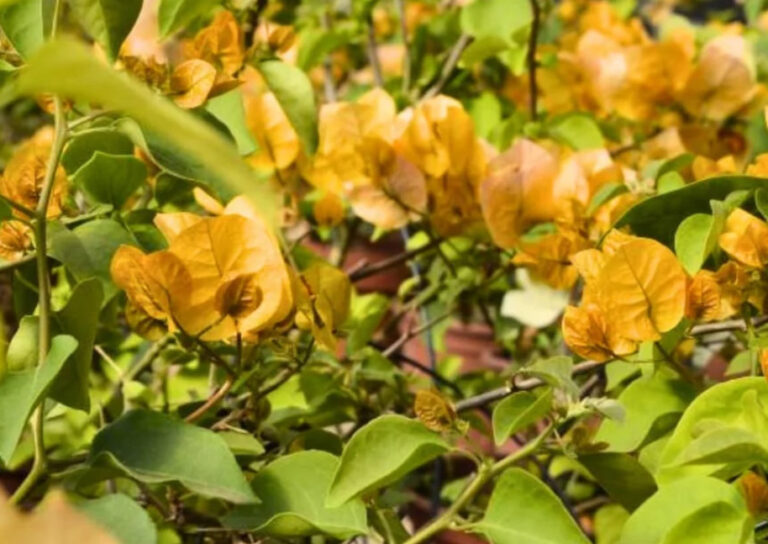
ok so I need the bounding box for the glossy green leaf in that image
[296,28,349,71]
[460,0,531,40]
[657,378,768,484]
[0,0,53,58]
[595,373,694,453]
[223,451,367,538]
[0,334,78,465]
[73,152,147,209]
[755,187,768,220]
[656,153,694,180]
[674,213,716,275]
[476,468,590,544]
[49,278,104,411]
[257,59,318,155]
[89,410,256,503]
[660,501,753,544]
[13,38,280,226]
[204,89,258,156]
[158,0,220,37]
[459,35,510,67]
[326,415,450,507]
[656,171,685,194]
[578,453,657,511]
[345,293,389,354]
[615,175,768,247]
[673,426,768,466]
[548,113,605,150]
[618,476,750,544]
[48,219,137,302]
[68,0,143,62]
[492,389,552,446]
[6,315,39,371]
[218,431,265,457]
[77,493,157,544]
[520,356,577,396]
[62,129,135,174]
[594,504,629,544]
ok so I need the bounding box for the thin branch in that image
[455,359,603,412]
[322,11,337,103]
[372,342,462,396]
[527,0,541,120]
[423,34,472,99]
[184,377,234,423]
[382,310,453,358]
[395,0,412,96]
[691,315,768,336]
[366,15,384,88]
[348,239,440,281]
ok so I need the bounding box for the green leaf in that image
[73,152,147,209]
[594,504,629,544]
[223,451,367,539]
[587,182,629,216]
[13,38,280,226]
[158,0,220,37]
[326,415,450,507]
[548,113,605,151]
[204,89,258,156]
[62,128,135,174]
[48,278,104,411]
[476,468,590,544]
[0,0,53,59]
[345,293,388,354]
[68,0,143,62]
[745,0,765,24]
[618,476,750,544]
[656,171,685,194]
[296,27,348,71]
[594,373,695,453]
[656,153,694,180]
[218,431,265,457]
[615,175,768,247]
[674,213,717,275]
[492,389,552,446]
[657,377,768,484]
[660,501,753,544]
[48,219,136,302]
[77,494,157,544]
[755,188,768,220]
[89,410,256,504]
[0,334,78,465]
[673,426,768,467]
[460,0,531,41]
[6,315,39,371]
[578,453,657,511]
[459,35,510,67]
[468,91,502,138]
[520,356,577,396]
[257,59,318,155]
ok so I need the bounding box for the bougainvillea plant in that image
[5,0,768,542]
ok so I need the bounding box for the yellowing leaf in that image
[597,238,686,342]
[562,304,636,362]
[740,472,768,516]
[313,191,345,227]
[187,10,244,78]
[479,139,558,249]
[293,262,351,350]
[170,59,217,109]
[570,249,605,284]
[0,220,32,261]
[0,127,68,218]
[679,35,756,122]
[245,90,300,171]
[512,231,589,290]
[685,270,721,322]
[719,208,768,268]
[414,389,457,432]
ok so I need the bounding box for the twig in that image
[691,316,768,336]
[10,0,65,506]
[322,11,337,103]
[395,0,412,96]
[366,15,384,88]
[382,310,453,358]
[184,377,234,423]
[455,359,603,412]
[254,338,315,401]
[527,0,541,120]
[423,34,472,99]
[403,423,555,544]
[371,342,462,397]
[348,239,440,281]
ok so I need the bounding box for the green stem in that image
[403,423,554,544]
[743,310,758,376]
[10,33,67,501]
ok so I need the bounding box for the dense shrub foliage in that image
[4,0,768,543]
